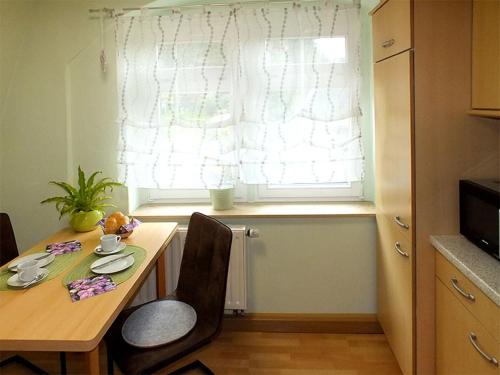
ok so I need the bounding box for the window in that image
[115,1,364,202]
[257,182,363,201]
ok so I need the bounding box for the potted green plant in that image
[41,166,123,232]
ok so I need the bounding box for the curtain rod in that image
[88,0,359,15]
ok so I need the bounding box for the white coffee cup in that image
[100,234,122,252]
[17,260,40,283]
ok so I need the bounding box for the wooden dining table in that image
[0,222,178,374]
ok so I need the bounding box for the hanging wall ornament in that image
[100,10,108,73]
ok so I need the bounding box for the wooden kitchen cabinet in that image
[374,49,414,375]
[436,277,499,375]
[436,252,500,342]
[372,0,412,62]
[372,3,414,375]
[372,0,500,374]
[374,51,413,244]
[470,0,500,117]
[376,214,413,375]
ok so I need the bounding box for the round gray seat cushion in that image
[122,300,197,348]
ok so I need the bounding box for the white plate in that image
[90,253,135,274]
[7,268,49,288]
[94,242,126,256]
[8,253,55,272]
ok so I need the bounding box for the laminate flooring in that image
[0,331,402,375]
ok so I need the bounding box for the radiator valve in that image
[246,228,260,238]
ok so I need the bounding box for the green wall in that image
[0,0,378,314]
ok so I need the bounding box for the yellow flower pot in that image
[70,210,103,232]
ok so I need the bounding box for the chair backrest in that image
[0,213,19,266]
[175,212,232,334]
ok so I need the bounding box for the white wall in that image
[0,0,377,314]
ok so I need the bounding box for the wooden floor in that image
[0,331,402,374]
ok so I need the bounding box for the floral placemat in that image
[67,275,117,302]
[0,250,83,291]
[62,245,147,287]
[46,240,82,255]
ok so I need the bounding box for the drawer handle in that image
[382,38,395,48]
[394,242,409,257]
[469,332,499,367]
[451,278,475,301]
[394,216,409,229]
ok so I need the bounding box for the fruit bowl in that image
[98,213,141,239]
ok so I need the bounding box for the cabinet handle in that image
[394,216,409,229]
[451,278,475,301]
[394,242,409,257]
[469,333,499,367]
[382,38,395,48]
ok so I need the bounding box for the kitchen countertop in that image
[430,235,499,306]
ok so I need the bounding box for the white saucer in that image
[94,242,126,256]
[8,253,55,272]
[7,268,49,288]
[90,253,135,274]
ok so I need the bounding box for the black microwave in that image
[459,180,499,261]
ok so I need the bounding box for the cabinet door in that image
[377,213,413,375]
[372,0,412,62]
[374,50,414,375]
[436,278,499,375]
[374,51,413,243]
[472,0,500,110]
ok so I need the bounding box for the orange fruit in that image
[110,211,125,220]
[115,215,130,227]
[105,216,117,226]
[105,216,119,234]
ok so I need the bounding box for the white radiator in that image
[131,226,247,312]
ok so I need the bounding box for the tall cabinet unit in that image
[374,52,414,375]
[371,1,414,374]
[372,0,500,374]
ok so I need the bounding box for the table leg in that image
[156,251,167,299]
[60,352,67,374]
[84,346,100,375]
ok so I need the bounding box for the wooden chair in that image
[0,213,51,375]
[105,212,233,374]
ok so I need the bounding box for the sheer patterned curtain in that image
[115,1,363,189]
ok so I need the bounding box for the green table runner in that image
[0,250,83,291]
[62,245,147,286]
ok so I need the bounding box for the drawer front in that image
[435,251,500,342]
[372,0,412,62]
[377,214,413,375]
[436,278,499,375]
[374,51,413,240]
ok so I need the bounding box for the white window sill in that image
[131,201,376,221]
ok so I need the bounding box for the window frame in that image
[254,181,364,202]
[147,181,364,203]
[147,182,248,203]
